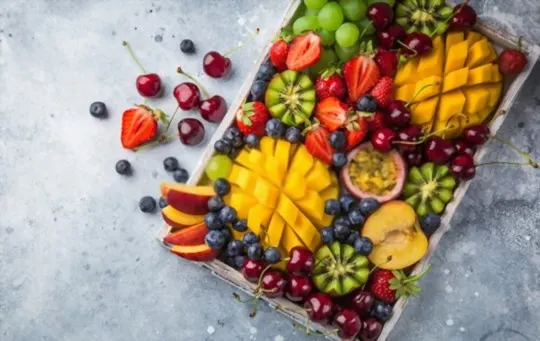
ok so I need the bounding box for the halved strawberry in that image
[121,105,167,149]
[235,102,270,137]
[343,55,381,103]
[286,32,322,71]
[344,116,368,151]
[304,121,334,165]
[314,97,351,132]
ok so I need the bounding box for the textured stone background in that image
[0,1,539,341]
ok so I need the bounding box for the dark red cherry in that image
[401,32,433,57]
[376,25,406,50]
[463,124,490,145]
[285,275,313,302]
[386,100,412,128]
[425,137,456,164]
[371,127,396,152]
[349,291,375,317]
[241,259,265,283]
[359,318,383,341]
[203,51,231,78]
[334,308,362,339]
[136,73,162,98]
[199,95,227,123]
[454,139,476,157]
[286,247,314,276]
[367,3,393,30]
[450,154,476,180]
[450,4,477,30]
[261,270,287,298]
[178,118,205,146]
[174,82,201,110]
[396,124,423,152]
[405,148,425,167]
[304,292,335,322]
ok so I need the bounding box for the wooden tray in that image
[157,1,540,340]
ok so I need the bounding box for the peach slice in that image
[170,244,218,262]
[163,222,208,246]
[160,182,215,215]
[361,201,428,270]
[161,206,205,230]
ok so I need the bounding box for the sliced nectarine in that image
[170,244,218,262]
[160,182,215,215]
[163,222,208,246]
[161,206,205,230]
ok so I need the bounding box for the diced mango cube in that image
[315,214,333,230]
[481,82,503,107]
[281,225,306,252]
[296,190,324,222]
[463,87,490,114]
[412,76,442,102]
[276,194,299,227]
[320,184,339,202]
[466,31,483,47]
[234,149,253,169]
[289,145,314,176]
[247,204,273,236]
[444,40,468,74]
[446,31,464,55]
[416,36,444,80]
[229,191,257,219]
[443,67,469,93]
[266,213,285,248]
[438,90,466,122]
[395,83,416,103]
[306,160,332,192]
[466,39,496,68]
[253,177,280,208]
[468,64,493,86]
[228,165,257,193]
[395,58,419,86]
[283,171,307,200]
[290,213,321,252]
[264,156,285,186]
[491,64,502,83]
[260,136,276,156]
[274,139,292,171]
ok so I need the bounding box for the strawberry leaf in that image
[241,116,252,126]
[242,102,254,112]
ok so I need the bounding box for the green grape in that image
[335,42,360,62]
[355,17,375,37]
[310,48,339,76]
[304,0,327,10]
[318,2,344,31]
[304,8,320,16]
[205,155,232,181]
[293,16,321,35]
[318,29,336,47]
[339,0,367,21]
[336,23,360,48]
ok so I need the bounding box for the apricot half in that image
[361,201,428,270]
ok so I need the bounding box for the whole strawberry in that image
[374,49,399,78]
[370,77,394,109]
[499,41,528,75]
[368,265,431,304]
[304,120,335,165]
[236,102,270,137]
[315,68,347,101]
[344,115,368,151]
[269,30,292,72]
[121,104,168,149]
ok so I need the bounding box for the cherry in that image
[174,83,201,110]
[333,308,362,339]
[304,293,335,322]
[359,318,383,341]
[285,275,313,303]
[242,259,265,283]
[386,100,412,128]
[371,128,396,152]
[376,25,406,50]
[122,41,162,98]
[367,3,393,30]
[450,154,476,180]
[374,49,399,77]
[450,3,477,30]
[199,95,227,123]
[261,270,288,298]
[178,118,205,146]
[396,125,423,152]
[463,124,490,145]
[349,291,375,317]
[401,32,433,57]
[203,51,232,79]
[454,139,476,157]
[404,148,426,167]
[425,137,456,164]
[286,247,314,276]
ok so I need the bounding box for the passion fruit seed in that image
[348,146,398,196]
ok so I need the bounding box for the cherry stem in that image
[176,67,210,98]
[490,135,539,168]
[476,161,533,168]
[122,41,147,74]
[396,40,418,57]
[164,107,180,133]
[223,28,260,57]
[131,134,174,152]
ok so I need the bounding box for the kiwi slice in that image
[395,0,454,35]
[265,70,316,127]
[312,241,370,297]
[403,162,456,217]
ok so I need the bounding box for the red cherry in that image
[386,100,412,128]
[242,259,265,283]
[261,270,288,298]
[178,118,205,146]
[376,25,406,50]
[333,308,362,339]
[136,73,162,98]
[367,3,394,30]
[463,124,490,145]
[454,139,476,157]
[450,4,477,30]
[285,275,313,302]
[396,124,422,152]
[425,137,456,164]
[404,148,425,167]
[450,154,476,180]
[199,95,227,123]
[304,292,335,322]
[401,32,433,57]
[349,291,375,317]
[359,318,383,341]
[371,128,396,152]
[174,82,201,110]
[286,247,314,276]
[203,51,231,78]
[374,49,399,78]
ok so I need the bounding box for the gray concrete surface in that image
[0,1,539,341]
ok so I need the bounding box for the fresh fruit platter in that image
[151,1,540,340]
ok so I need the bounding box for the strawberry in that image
[368,266,431,304]
[304,121,334,165]
[315,68,347,100]
[235,102,270,137]
[370,77,394,109]
[374,49,399,77]
[121,105,168,149]
[499,46,528,75]
[314,97,351,132]
[366,111,386,133]
[270,40,289,72]
[343,54,381,103]
[344,115,368,151]
[286,32,322,71]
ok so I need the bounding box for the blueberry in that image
[180,39,195,54]
[320,227,335,244]
[334,215,351,226]
[214,139,232,155]
[115,159,131,175]
[139,196,156,213]
[354,237,373,255]
[233,219,248,232]
[243,232,260,245]
[158,196,168,209]
[234,255,247,268]
[205,230,226,249]
[324,199,341,216]
[250,80,268,101]
[163,157,179,172]
[204,212,223,230]
[173,168,189,183]
[359,198,380,216]
[213,178,231,196]
[225,256,236,268]
[346,230,360,245]
[420,213,441,237]
[224,127,242,143]
[333,222,350,241]
[207,196,225,212]
[245,134,260,148]
[219,206,238,224]
[247,243,263,260]
[221,227,232,242]
[332,153,347,168]
[226,240,244,257]
[256,62,276,81]
[89,101,108,118]
[330,131,346,150]
[228,147,242,159]
[356,95,378,112]
[339,195,357,213]
[348,209,365,227]
[264,247,282,264]
[265,118,285,138]
[371,301,393,321]
[285,126,303,143]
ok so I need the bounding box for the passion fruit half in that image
[341,142,406,203]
